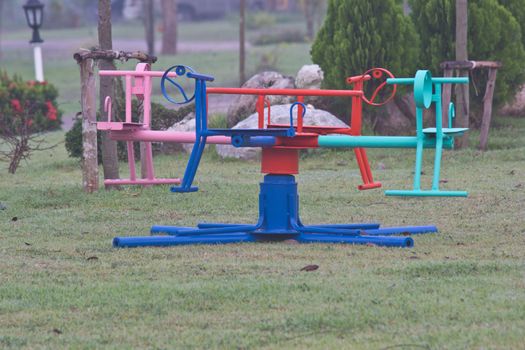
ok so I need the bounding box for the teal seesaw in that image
[318,70,468,197]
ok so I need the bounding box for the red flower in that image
[11,99,23,113]
[26,119,33,127]
[27,80,37,87]
[45,101,57,121]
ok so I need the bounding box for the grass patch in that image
[0,117,524,348]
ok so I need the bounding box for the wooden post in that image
[143,0,155,56]
[455,0,469,148]
[441,60,501,151]
[139,103,148,180]
[479,68,498,151]
[441,68,453,127]
[79,59,99,193]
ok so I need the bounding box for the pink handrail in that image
[99,70,177,77]
[207,87,362,97]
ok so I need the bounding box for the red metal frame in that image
[206,78,382,189]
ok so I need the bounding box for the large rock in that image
[295,64,324,90]
[295,64,325,106]
[162,112,197,153]
[216,104,348,160]
[500,85,525,116]
[226,71,295,127]
[373,94,417,136]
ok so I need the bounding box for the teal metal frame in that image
[385,71,468,197]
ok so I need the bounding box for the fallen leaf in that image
[456,242,465,246]
[401,231,412,236]
[283,239,299,245]
[24,242,32,246]
[515,183,523,189]
[439,179,449,184]
[300,264,319,272]
[509,170,515,175]
[409,256,420,259]
[86,256,99,261]
[11,216,18,222]
[52,328,62,335]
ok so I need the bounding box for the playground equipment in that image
[97,63,231,186]
[107,64,469,249]
[98,63,380,190]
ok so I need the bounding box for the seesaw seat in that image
[422,127,469,136]
[206,128,293,137]
[97,121,145,131]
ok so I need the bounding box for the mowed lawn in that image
[0,116,524,349]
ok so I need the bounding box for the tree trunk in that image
[304,0,315,40]
[239,0,246,86]
[98,0,120,188]
[143,0,155,56]
[161,0,177,55]
[455,0,469,149]
[80,59,99,193]
[478,68,497,151]
[441,68,453,127]
[0,0,4,58]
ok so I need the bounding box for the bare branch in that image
[73,48,157,64]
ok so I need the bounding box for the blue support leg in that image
[114,174,438,248]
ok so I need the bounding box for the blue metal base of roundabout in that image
[113,175,437,248]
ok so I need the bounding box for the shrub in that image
[0,73,62,173]
[312,0,419,90]
[0,72,62,133]
[252,29,306,46]
[409,0,525,114]
[65,115,102,164]
[311,0,419,118]
[246,12,277,30]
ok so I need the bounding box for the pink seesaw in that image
[97,63,230,186]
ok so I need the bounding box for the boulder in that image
[295,64,325,106]
[162,112,197,153]
[295,64,324,90]
[216,104,348,160]
[373,94,416,136]
[500,85,525,116]
[226,71,295,127]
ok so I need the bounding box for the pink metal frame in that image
[97,64,229,186]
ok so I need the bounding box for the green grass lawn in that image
[1,17,311,118]
[0,117,524,349]
[3,15,307,43]
[2,39,311,117]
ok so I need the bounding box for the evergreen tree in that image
[498,0,525,49]
[311,0,419,91]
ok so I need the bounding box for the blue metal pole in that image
[113,233,255,248]
[298,233,414,247]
